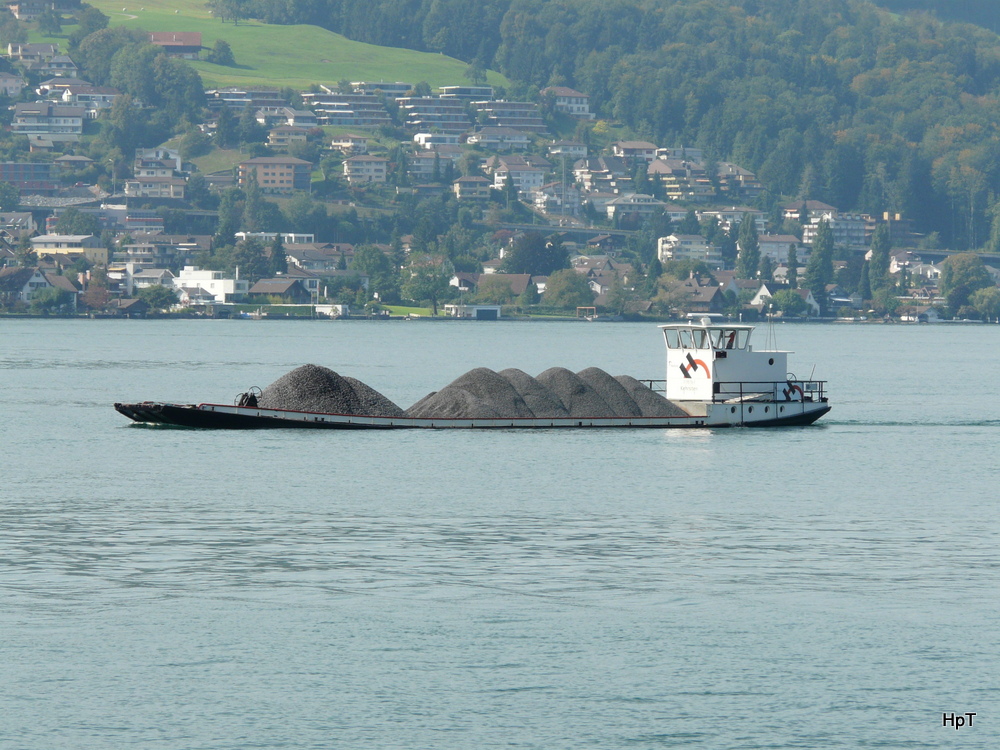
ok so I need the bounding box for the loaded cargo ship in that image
[115,319,830,429]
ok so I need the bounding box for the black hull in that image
[115,401,831,430]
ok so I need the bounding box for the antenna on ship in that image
[764,302,778,351]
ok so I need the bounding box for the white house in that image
[605,193,667,221]
[657,234,723,267]
[173,266,249,303]
[758,234,800,264]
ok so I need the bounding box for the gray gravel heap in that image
[576,367,643,418]
[614,375,688,417]
[534,367,613,418]
[498,368,570,418]
[259,364,405,417]
[342,376,408,418]
[405,367,535,419]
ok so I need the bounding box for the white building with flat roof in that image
[173,266,249,303]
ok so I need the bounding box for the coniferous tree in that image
[804,220,835,314]
[242,172,264,232]
[868,223,892,291]
[270,234,287,275]
[759,255,774,283]
[678,209,700,235]
[735,215,760,279]
[215,106,237,148]
[787,243,798,289]
[231,237,270,283]
[858,261,872,301]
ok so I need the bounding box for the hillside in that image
[232,0,1000,251]
[87,0,507,89]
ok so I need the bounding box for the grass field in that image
[383,305,437,317]
[83,0,507,90]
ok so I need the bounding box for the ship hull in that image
[114,401,831,430]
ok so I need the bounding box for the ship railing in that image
[713,380,827,403]
[640,379,827,402]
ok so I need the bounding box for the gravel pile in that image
[342,376,407,418]
[257,363,687,422]
[614,375,688,417]
[259,364,405,417]
[498,368,569,418]
[576,367,642,418]
[406,367,535,419]
[535,367,613,418]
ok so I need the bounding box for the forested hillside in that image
[230,0,1000,250]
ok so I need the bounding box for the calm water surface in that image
[1,319,997,749]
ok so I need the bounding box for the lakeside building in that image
[472,100,546,132]
[343,155,388,185]
[657,234,723,268]
[351,81,413,97]
[147,32,202,59]
[205,87,285,110]
[540,86,594,119]
[238,156,312,193]
[31,234,106,265]
[0,161,60,194]
[439,85,494,100]
[5,0,80,21]
[802,212,870,250]
[12,102,85,142]
[173,266,249,303]
[396,96,471,133]
[302,91,392,127]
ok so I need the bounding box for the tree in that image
[718,227,737,268]
[30,287,73,314]
[69,5,109,49]
[939,252,992,298]
[239,104,266,146]
[403,259,450,314]
[36,8,61,35]
[0,181,19,211]
[269,234,287,275]
[971,286,1000,322]
[543,269,595,309]
[55,208,100,236]
[735,215,760,279]
[678,209,700,235]
[215,106,237,148]
[858,261,872,302]
[604,273,632,315]
[352,244,400,302]
[516,281,539,308]
[206,39,236,65]
[215,187,242,244]
[769,289,807,316]
[868,223,892,291]
[499,232,567,275]
[137,284,179,311]
[786,244,798,289]
[76,27,148,85]
[758,255,774,283]
[804,220,834,314]
[0,11,27,46]
[242,171,264,232]
[179,128,211,159]
[231,237,270,284]
[208,0,250,25]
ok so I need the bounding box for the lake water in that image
[1,319,997,749]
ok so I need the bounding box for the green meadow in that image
[86,0,507,90]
